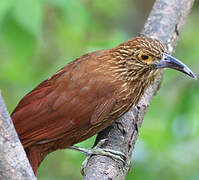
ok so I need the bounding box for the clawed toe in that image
[68,139,127,176]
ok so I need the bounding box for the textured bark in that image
[0,91,36,180]
[83,0,195,180]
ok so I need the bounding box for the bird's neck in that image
[108,52,161,104]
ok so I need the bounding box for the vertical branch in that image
[0,90,36,180]
[83,0,195,180]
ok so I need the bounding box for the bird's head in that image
[114,36,197,81]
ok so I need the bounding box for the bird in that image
[11,36,196,176]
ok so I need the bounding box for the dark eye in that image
[141,54,149,60]
[138,52,152,62]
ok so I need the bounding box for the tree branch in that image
[0,90,36,180]
[83,0,195,179]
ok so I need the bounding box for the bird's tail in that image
[25,146,45,176]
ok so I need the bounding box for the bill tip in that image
[193,74,197,80]
[189,71,197,80]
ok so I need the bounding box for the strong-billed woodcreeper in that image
[11,36,196,176]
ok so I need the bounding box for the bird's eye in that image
[138,52,152,62]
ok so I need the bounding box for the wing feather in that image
[11,50,117,148]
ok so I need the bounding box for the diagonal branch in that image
[0,91,36,180]
[83,0,195,179]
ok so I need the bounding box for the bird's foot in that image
[68,139,126,176]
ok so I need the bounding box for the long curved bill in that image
[155,53,197,80]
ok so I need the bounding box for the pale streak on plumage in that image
[103,36,167,118]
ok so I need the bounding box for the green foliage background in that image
[0,0,199,179]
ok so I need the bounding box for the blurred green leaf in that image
[0,0,15,22]
[13,0,42,36]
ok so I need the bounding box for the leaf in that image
[13,0,42,36]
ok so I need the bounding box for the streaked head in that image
[116,36,197,80]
